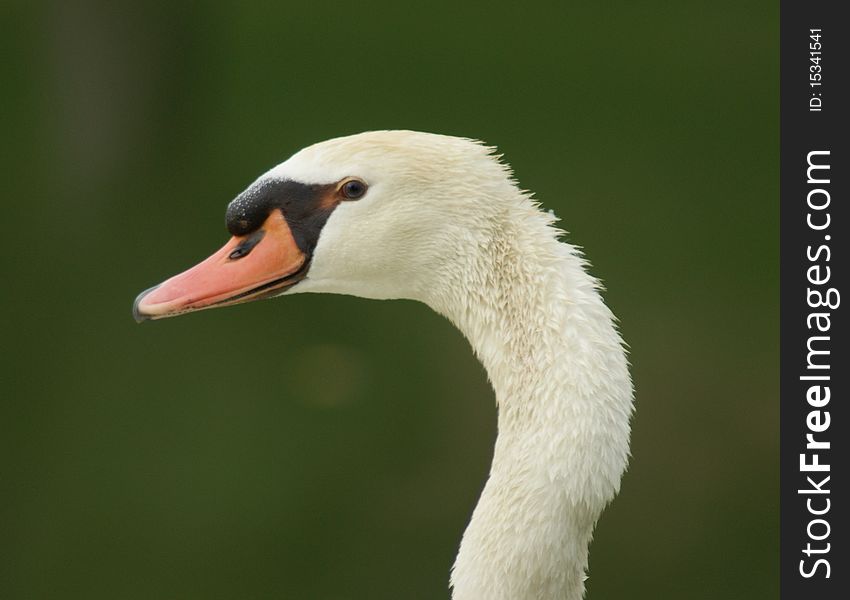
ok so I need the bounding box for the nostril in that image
[229,246,251,260]
[228,230,266,260]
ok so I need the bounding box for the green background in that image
[1,1,777,598]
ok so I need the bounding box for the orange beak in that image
[133,211,307,322]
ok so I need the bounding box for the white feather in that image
[259,131,633,600]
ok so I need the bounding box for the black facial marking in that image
[225,179,339,255]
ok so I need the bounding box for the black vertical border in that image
[780,1,847,598]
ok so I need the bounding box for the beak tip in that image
[132,285,159,323]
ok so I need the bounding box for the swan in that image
[133,130,634,600]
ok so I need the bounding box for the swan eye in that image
[341,179,367,200]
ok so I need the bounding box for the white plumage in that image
[275,131,634,600]
[138,130,634,600]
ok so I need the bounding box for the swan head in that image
[133,131,634,600]
[133,130,516,321]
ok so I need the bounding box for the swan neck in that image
[441,216,632,600]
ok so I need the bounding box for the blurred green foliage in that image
[0,1,777,598]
